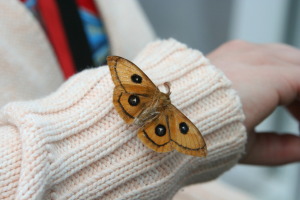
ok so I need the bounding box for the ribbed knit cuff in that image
[0,39,246,200]
[134,38,246,184]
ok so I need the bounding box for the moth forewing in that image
[107,56,157,89]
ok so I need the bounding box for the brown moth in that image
[107,56,207,157]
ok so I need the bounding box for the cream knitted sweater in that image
[0,39,246,200]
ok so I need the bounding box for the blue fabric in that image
[78,8,109,66]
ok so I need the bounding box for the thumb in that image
[240,132,300,165]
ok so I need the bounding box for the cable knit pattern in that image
[0,39,246,200]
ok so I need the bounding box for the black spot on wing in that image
[179,122,189,134]
[128,95,140,106]
[118,92,134,119]
[155,124,166,136]
[131,74,142,83]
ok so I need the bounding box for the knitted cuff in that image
[135,38,247,184]
[0,39,246,200]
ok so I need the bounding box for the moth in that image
[107,56,207,157]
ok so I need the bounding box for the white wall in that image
[229,0,289,42]
[140,0,233,53]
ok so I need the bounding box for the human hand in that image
[207,40,300,165]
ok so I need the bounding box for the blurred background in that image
[138,0,300,200]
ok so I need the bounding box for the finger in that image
[240,132,300,165]
[287,101,300,121]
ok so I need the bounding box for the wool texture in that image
[0,39,246,200]
[0,0,63,107]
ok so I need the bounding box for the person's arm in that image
[0,39,245,199]
[207,40,300,165]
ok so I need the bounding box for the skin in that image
[206,40,300,166]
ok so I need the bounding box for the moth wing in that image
[137,112,172,153]
[168,105,207,157]
[107,56,157,90]
[113,85,157,124]
[108,56,159,124]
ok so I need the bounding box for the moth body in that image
[134,89,171,127]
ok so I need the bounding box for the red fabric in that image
[76,0,98,15]
[37,0,76,79]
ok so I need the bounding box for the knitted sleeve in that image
[0,39,246,200]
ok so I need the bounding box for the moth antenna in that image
[164,82,171,96]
